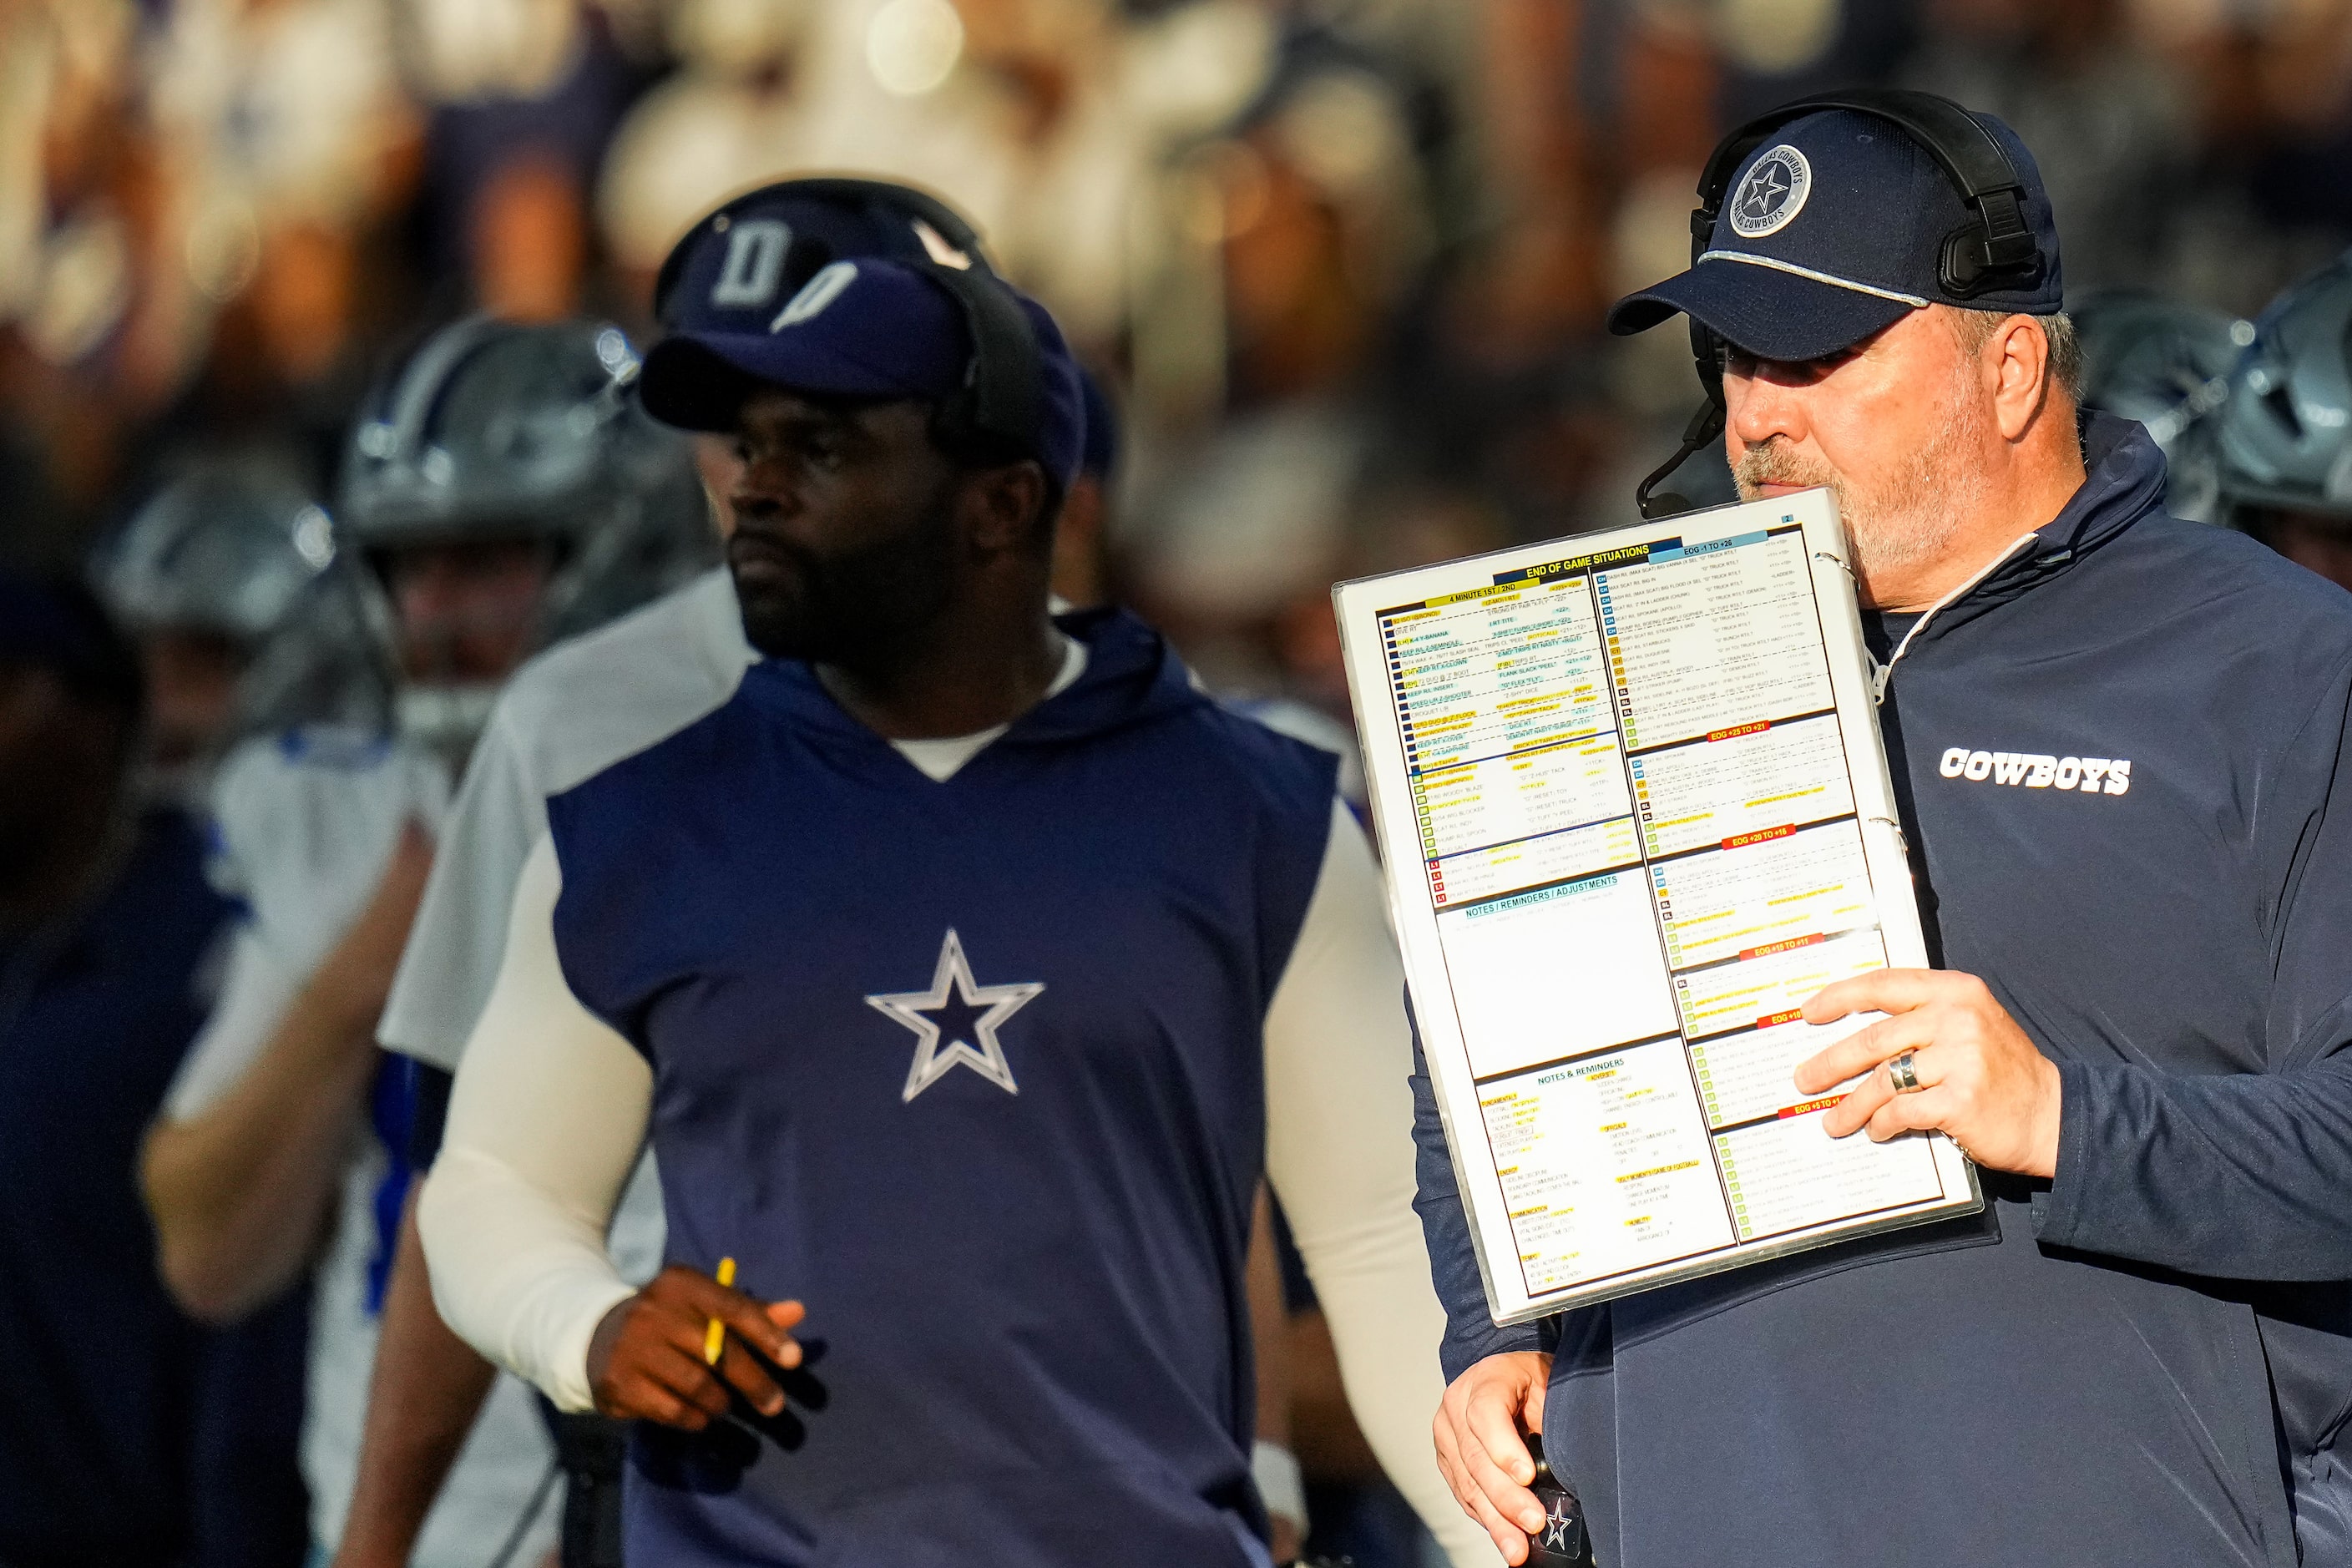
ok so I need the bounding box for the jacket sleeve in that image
[2035,1056,2352,1278]
[1409,1013,1555,1383]
[2035,663,2352,1279]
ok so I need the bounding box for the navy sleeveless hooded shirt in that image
[546,609,1338,1565]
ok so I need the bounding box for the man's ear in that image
[962,460,1049,555]
[1989,314,2054,443]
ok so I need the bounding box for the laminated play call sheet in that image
[1336,488,1979,1324]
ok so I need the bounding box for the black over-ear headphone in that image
[918,261,1047,466]
[1636,88,2051,519]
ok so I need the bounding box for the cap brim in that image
[1607,257,1918,363]
[639,332,934,432]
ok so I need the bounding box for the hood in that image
[1011,605,1215,744]
[1914,411,2169,641]
[737,605,1211,750]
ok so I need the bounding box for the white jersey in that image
[164,730,561,1565]
[377,569,756,1294]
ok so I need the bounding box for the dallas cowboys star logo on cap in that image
[866,929,1044,1102]
[1743,164,1789,217]
[1729,144,1812,238]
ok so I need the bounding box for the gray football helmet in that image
[94,461,384,755]
[336,316,716,753]
[2073,292,2248,524]
[2213,251,2352,529]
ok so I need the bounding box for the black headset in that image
[918,260,1049,468]
[1636,88,2051,519]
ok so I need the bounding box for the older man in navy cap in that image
[412,213,1490,1565]
[1421,92,2352,1568]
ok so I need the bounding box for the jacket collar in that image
[1911,411,2168,640]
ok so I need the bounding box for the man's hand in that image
[586,1264,807,1429]
[1432,1350,1552,1565]
[1796,969,2062,1177]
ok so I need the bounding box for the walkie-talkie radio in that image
[1523,1432,1598,1568]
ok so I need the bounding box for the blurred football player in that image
[139,316,711,1567]
[2215,251,2352,590]
[94,459,380,803]
[0,571,311,1567]
[2071,291,2246,524]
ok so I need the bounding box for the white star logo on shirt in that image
[865,928,1044,1102]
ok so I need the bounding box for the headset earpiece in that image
[1637,211,1734,520]
[1939,208,2039,298]
[1685,200,1727,405]
[918,263,1044,461]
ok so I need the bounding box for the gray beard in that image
[1731,372,1986,587]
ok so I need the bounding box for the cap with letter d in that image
[640,199,1087,494]
[1610,91,2066,362]
[650,175,996,333]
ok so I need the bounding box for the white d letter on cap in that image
[771,261,860,331]
[711,220,791,307]
[1729,145,1812,239]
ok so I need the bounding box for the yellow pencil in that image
[703,1257,736,1365]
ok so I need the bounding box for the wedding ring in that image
[1888,1050,1923,1094]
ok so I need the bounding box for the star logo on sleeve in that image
[865,929,1044,1103]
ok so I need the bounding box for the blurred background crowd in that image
[10,0,2352,696]
[10,2,2352,1565]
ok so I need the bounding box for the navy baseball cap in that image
[639,257,1089,493]
[1609,107,2064,362]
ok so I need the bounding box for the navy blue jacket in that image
[0,808,306,1568]
[546,609,1336,1565]
[1413,416,2352,1568]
